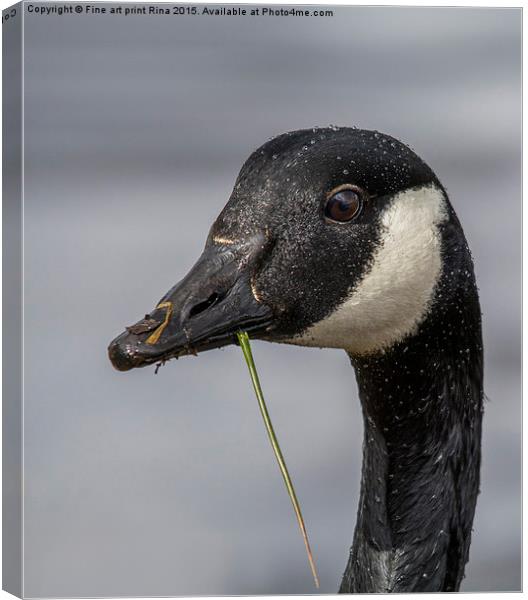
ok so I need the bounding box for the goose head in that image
[108,127,460,370]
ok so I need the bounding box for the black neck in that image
[339,283,483,593]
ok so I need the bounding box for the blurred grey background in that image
[21,4,521,597]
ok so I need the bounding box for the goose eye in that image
[324,187,363,223]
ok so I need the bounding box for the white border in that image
[0,2,523,600]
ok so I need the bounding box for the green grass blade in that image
[236,331,320,589]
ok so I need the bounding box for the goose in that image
[108,127,483,593]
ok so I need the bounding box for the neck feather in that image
[339,282,483,593]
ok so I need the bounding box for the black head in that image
[108,127,464,370]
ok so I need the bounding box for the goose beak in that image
[107,235,273,371]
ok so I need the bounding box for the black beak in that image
[108,235,274,371]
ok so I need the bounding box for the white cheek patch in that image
[288,184,448,355]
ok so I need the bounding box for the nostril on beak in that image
[188,292,225,318]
